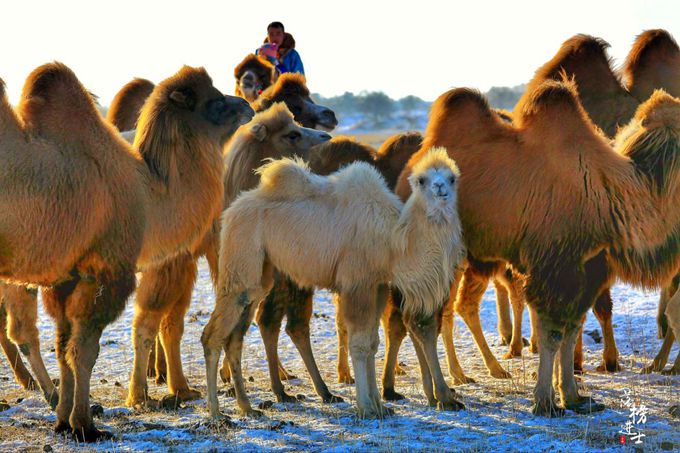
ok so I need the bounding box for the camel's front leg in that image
[381,291,408,400]
[0,301,35,390]
[558,325,605,413]
[406,311,464,411]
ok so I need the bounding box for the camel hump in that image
[256,156,325,198]
[516,79,593,132]
[17,62,101,138]
[636,89,680,130]
[107,78,155,131]
[427,88,502,140]
[625,29,679,73]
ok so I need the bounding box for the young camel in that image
[203,148,465,418]
[234,54,278,102]
[396,82,680,416]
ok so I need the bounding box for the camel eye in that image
[286,131,301,141]
[449,176,456,184]
[417,176,426,186]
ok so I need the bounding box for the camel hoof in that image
[275,392,298,404]
[531,401,565,418]
[130,397,160,410]
[564,397,605,414]
[596,361,621,373]
[437,399,465,411]
[175,388,201,402]
[502,350,523,360]
[322,394,344,404]
[661,367,679,376]
[338,375,355,385]
[453,375,476,385]
[490,368,512,379]
[382,388,406,401]
[72,426,114,443]
[54,421,70,434]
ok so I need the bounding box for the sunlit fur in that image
[514,34,638,137]
[396,80,680,415]
[203,148,463,418]
[623,29,680,101]
[106,77,155,132]
[233,54,277,103]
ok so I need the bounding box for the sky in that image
[0,0,678,106]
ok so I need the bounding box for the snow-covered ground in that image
[0,258,678,452]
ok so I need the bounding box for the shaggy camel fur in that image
[623,29,680,102]
[234,54,278,103]
[0,62,147,441]
[253,72,338,130]
[202,148,464,418]
[396,82,680,416]
[127,102,332,408]
[106,78,155,132]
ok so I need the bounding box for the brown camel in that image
[0,63,252,440]
[234,54,278,102]
[395,81,680,416]
[0,62,146,441]
[0,286,37,391]
[202,148,465,418]
[106,77,155,132]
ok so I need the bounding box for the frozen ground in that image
[0,258,678,452]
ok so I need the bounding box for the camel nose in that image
[319,131,332,141]
[433,181,448,196]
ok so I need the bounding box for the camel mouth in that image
[315,122,337,132]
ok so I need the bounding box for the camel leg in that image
[4,286,58,408]
[658,274,679,339]
[153,338,167,384]
[661,289,680,375]
[558,326,605,413]
[381,292,408,400]
[284,284,342,403]
[334,293,354,384]
[126,305,164,408]
[202,264,274,418]
[412,335,436,406]
[0,298,35,391]
[405,310,464,411]
[593,289,620,372]
[340,285,390,418]
[440,278,475,384]
[642,330,675,373]
[255,285,296,403]
[496,271,527,359]
[573,316,585,375]
[494,279,512,346]
[456,267,511,379]
[531,318,564,417]
[528,304,539,354]
[224,303,261,416]
[364,285,389,411]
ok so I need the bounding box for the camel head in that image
[247,102,332,160]
[234,54,278,103]
[253,73,338,131]
[408,147,460,222]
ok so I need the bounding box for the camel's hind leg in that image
[381,291,408,401]
[340,285,390,418]
[592,289,620,372]
[0,298,35,391]
[456,267,511,379]
[496,270,527,359]
[334,293,354,384]
[224,302,261,416]
[661,288,680,375]
[658,274,679,338]
[255,281,297,403]
[202,262,274,418]
[4,285,58,408]
[405,309,465,412]
[441,270,476,385]
[284,280,342,403]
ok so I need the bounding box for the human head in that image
[267,21,285,46]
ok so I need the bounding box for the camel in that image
[234,54,278,103]
[0,62,252,441]
[127,73,340,407]
[125,101,333,408]
[395,81,680,416]
[106,78,155,132]
[202,147,465,418]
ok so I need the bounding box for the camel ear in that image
[250,123,268,141]
[169,87,196,111]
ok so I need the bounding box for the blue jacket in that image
[278,49,305,75]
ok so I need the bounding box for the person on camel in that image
[256,21,305,75]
